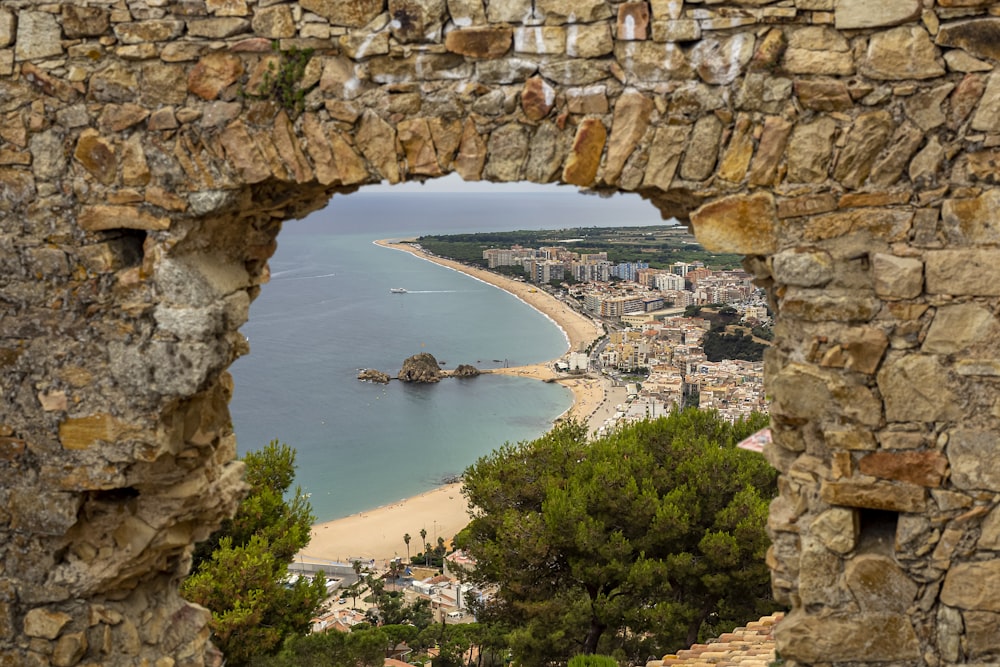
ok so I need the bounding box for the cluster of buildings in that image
[594,316,768,430]
[484,244,773,428]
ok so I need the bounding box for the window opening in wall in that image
[228,176,681,526]
[857,508,899,556]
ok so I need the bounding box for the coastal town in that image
[294,233,774,662]
[483,240,771,433]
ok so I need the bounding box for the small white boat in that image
[389,288,407,294]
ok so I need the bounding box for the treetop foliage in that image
[183,440,325,666]
[458,409,778,665]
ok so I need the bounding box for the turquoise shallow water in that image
[228,188,663,522]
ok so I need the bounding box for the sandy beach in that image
[301,239,616,566]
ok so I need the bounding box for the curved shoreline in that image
[301,239,615,566]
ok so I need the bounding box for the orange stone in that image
[562,118,606,187]
[445,26,513,59]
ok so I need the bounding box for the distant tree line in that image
[417,225,744,270]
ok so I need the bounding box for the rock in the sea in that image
[357,368,391,384]
[398,352,443,383]
[453,363,481,378]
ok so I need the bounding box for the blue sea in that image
[228,184,666,522]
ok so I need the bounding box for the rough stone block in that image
[965,610,1000,659]
[872,253,923,300]
[690,191,776,255]
[23,609,72,640]
[446,26,513,59]
[562,118,606,187]
[14,11,62,61]
[602,91,652,186]
[936,18,1000,62]
[878,353,960,422]
[820,479,927,513]
[845,554,918,612]
[770,362,882,426]
[300,0,383,27]
[835,0,919,29]
[922,303,996,354]
[775,610,920,662]
[926,249,1000,295]
[810,507,858,554]
[948,428,1000,491]
[941,561,1000,612]
[858,450,948,487]
[861,26,945,80]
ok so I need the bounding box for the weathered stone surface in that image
[821,479,926,513]
[794,78,852,112]
[453,118,486,181]
[834,111,895,189]
[770,362,882,426]
[810,508,858,555]
[771,249,833,287]
[835,0,919,29]
[861,26,945,80]
[614,42,692,82]
[965,610,1000,658]
[23,609,72,639]
[869,122,924,187]
[566,23,613,58]
[520,76,556,121]
[923,303,996,354]
[820,327,889,375]
[845,554,918,612]
[980,505,1000,550]
[690,192,776,255]
[679,115,722,182]
[562,118,606,187]
[62,5,110,38]
[511,25,560,54]
[904,83,954,131]
[52,631,87,667]
[878,353,959,422]
[948,429,1000,491]
[446,26,513,59]
[74,130,116,185]
[872,253,923,300]
[535,0,612,24]
[971,72,1000,132]
[389,0,447,43]
[617,2,650,41]
[115,20,185,43]
[398,118,442,177]
[858,451,948,487]
[717,114,754,183]
[603,90,653,185]
[783,27,853,76]
[484,122,529,182]
[926,249,1000,295]
[252,5,295,38]
[942,188,1000,244]
[691,34,755,85]
[941,561,1000,611]
[301,0,383,27]
[800,208,913,243]
[775,611,920,662]
[747,116,792,186]
[187,53,245,101]
[786,117,836,183]
[15,11,62,61]
[937,18,1000,62]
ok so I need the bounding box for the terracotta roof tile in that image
[646,614,783,667]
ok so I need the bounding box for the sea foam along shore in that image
[300,239,616,566]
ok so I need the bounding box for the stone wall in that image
[1,0,999,664]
